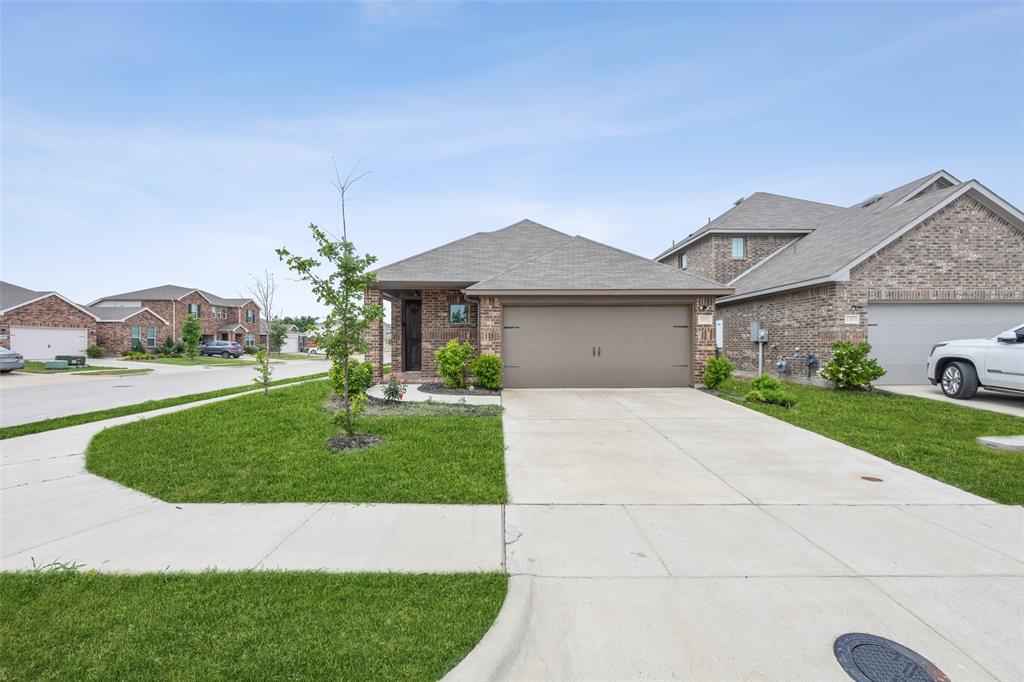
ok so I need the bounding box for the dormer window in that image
[678,252,687,270]
[731,237,745,260]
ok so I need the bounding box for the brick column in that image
[364,287,384,381]
[692,296,716,386]
[477,297,503,357]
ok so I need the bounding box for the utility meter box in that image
[750,321,768,343]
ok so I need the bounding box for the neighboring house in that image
[0,281,169,358]
[90,285,261,349]
[259,320,307,352]
[655,171,1024,385]
[365,219,731,388]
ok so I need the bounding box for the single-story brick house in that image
[0,281,169,358]
[90,285,262,349]
[655,171,1024,385]
[365,220,732,388]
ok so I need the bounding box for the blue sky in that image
[3,1,1022,316]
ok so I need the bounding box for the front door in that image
[403,299,422,371]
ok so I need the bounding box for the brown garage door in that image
[502,305,691,388]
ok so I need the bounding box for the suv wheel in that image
[940,361,979,399]
[221,351,231,358]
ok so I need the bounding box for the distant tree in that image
[181,314,201,360]
[282,315,319,332]
[246,271,278,395]
[270,318,289,351]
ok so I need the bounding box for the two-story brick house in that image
[655,171,1024,385]
[90,285,262,348]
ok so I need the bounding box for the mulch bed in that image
[418,383,501,396]
[327,433,381,452]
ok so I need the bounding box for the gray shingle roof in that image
[0,281,48,311]
[656,193,843,260]
[468,236,730,293]
[87,306,151,321]
[372,220,574,285]
[93,285,251,307]
[728,177,965,297]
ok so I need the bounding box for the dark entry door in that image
[403,299,422,371]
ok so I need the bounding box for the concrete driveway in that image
[0,359,328,427]
[883,384,1024,418]
[449,388,1024,681]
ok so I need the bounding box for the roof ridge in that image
[487,218,573,239]
[747,191,843,209]
[573,235,728,287]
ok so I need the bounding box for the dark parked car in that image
[199,340,244,358]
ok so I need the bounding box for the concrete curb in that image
[443,576,534,681]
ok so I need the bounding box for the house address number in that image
[697,314,714,325]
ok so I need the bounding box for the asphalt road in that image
[0,360,329,427]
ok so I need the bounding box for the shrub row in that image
[435,340,503,390]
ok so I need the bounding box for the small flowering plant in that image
[820,340,886,389]
[382,375,407,403]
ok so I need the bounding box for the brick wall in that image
[0,296,97,349]
[659,233,799,284]
[692,296,717,384]
[139,296,260,342]
[717,195,1024,383]
[96,311,170,354]
[478,296,503,357]
[365,288,384,380]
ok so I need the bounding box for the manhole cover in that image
[834,633,950,682]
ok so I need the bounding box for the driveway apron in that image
[447,388,1023,681]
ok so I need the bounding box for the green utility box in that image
[55,355,87,366]
[45,360,70,370]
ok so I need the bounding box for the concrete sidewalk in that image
[446,388,1024,681]
[0,388,501,573]
[883,383,1024,418]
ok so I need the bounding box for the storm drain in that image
[834,634,950,682]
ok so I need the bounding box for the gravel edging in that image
[417,382,501,396]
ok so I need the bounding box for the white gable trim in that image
[834,181,1023,280]
[890,170,960,207]
[0,292,101,320]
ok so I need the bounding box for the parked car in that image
[307,345,325,355]
[0,347,25,373]
[926,323,1024,399]
[198,340,244,358]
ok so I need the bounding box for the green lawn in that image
[86,380,507,503]
[129,356,259,366]
[0,571,506,682]
[18,361,149,375]
[0,373,329,440]
[721,378,1024,504]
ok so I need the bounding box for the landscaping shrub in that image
[131,340,146,355]
[435,339,474,389]
[751,374,783,392]
[383,375,407,403]
[330,358,374,398]
[244,346,259,355]
[86,346,104,359]
[122,351,148,361]
[744,386,799,408]
[820,340,886,389]
[471,354,503,390]
[703,355,734,389]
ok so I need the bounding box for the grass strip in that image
[0,372,328,440]
[721,378,1024,504]
[0,570,507,682]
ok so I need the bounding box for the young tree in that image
[276,163,383,436]
[181,314,201,360]
[269,318,289,352]
[246,271,278,395]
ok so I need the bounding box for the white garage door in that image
[9,327,88,360]
[502,305,692,388]
[868,303,1024,385]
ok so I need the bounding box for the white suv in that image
[926,324,1024,399]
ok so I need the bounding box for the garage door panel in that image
[503,305,691,388]
[9,327,89,359]
[868,303,1024,385]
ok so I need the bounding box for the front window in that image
[449,303,469,324]
[211,306,227,319]
[146,325,156,347]
[731,237,745,259]
[678,252,687,269]
[188,303,201,317]
[245,333,255,347]
[130,325,141,344]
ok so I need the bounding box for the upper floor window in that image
[731,237,745,260]
[449,303,469,324]
[246,309,255,323]
[188,303,201,318]
[678,252,687,270]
